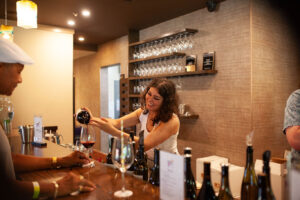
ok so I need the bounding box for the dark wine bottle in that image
[149,148,160,186]
[218,164,233,200]
[106,137,114,164]
[257,173,268,200]
[76,110,90,124]
[134,130,148,181]
[197,162,216,200]
[184,147,192,155]
[185,153,197,199]
[262,151,276,200]
[128,131,136,171]
[241,146,258,200]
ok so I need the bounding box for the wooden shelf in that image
[129,28,198,47]
[179,114,199,119]
[129,94,141,98]
[129,52,185,64]
[128,70,217,80]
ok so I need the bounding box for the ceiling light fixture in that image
[16,0,38,29]
[78,36,85,41]
[67,20,75,26]
[0,0,14,40]
[81,10,90,17]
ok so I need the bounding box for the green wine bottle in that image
[133,130,148,181]
[218,164,233,200]
[197,162,216,200]
[257,173,268,200]
[149,148,160,186]
[262,151,276,200]
[106,137,114,164]
[185,152,197,199]
[241,146,258,200]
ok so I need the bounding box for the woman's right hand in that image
[56,172,96,197]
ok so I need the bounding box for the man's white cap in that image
[0,37,34,65]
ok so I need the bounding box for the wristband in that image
[32,181,40,199]
[52,181,59,199]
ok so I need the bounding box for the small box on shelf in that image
[203,51,215,70]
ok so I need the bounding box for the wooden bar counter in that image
[9,135,159,200]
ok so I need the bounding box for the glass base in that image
[114,189,133,198]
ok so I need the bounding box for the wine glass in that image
[80,125,96,166]
[112,137,134,197]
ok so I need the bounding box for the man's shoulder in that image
[287,89,300,105]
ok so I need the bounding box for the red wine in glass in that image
[81,141,95,149]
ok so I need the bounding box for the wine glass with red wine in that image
[80,125,96,161]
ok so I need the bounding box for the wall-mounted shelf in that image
[129,94,141,98]
[128,70,218,80]
[129,52,185,64]
[179,114,199,119]
[129,28,198,47]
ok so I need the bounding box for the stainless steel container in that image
[18,125,34,144]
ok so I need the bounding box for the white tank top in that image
[139,112,179,160]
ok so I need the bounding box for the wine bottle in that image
[134,130,148,181]
[149,148,160,186]
[106,137,114,164]
[218,164,233,200]
[76,109,90,124]
[257,173,268,200]
[184,147,192,155]
[128,131,136,171]
[262,151,276,200]
[241,146,258,200]
[197,162,216,200]
[185,152,197,199]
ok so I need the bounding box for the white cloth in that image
[139,112,179,160]
[0,126,16,181]
[0,37,34,65]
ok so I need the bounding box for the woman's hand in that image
[89,117,115,133]
[58,151,90,167]
[56,172,96,197]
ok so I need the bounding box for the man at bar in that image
[283,89,300,169]
[0,37,95,199]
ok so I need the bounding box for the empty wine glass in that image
[112,137,134,197]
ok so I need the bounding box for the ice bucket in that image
[18,125,34,144]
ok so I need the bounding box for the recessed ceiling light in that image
[78,36,85,41]
[67,20,75,26]
[82,10,90,17]
[53,29,61,33]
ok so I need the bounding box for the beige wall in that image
[74,0,300,172]
[73,36,128,149]
[7,24,74,144]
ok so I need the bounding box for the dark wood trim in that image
[128,70,218,80]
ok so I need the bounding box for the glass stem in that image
[122,172,125,192]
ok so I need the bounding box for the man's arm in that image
[286,126,300,151]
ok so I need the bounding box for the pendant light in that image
[17,0,38,29]
[0,0,14,40]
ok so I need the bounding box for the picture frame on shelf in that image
[202,51,215,70]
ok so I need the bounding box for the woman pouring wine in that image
[84,78,180,160]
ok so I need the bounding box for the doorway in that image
[100,64,120,153]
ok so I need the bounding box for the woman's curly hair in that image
[141,78,178,124]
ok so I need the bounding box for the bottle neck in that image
[139,144,144,159]
[203,163,211,182]
[185,156,192,172]
[246,146,254,166]
[221,166,230,189]
[258,174,267,198]
[154,150,159,166]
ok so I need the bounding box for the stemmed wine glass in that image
[112,137,134,197]
[80,125,96,167]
